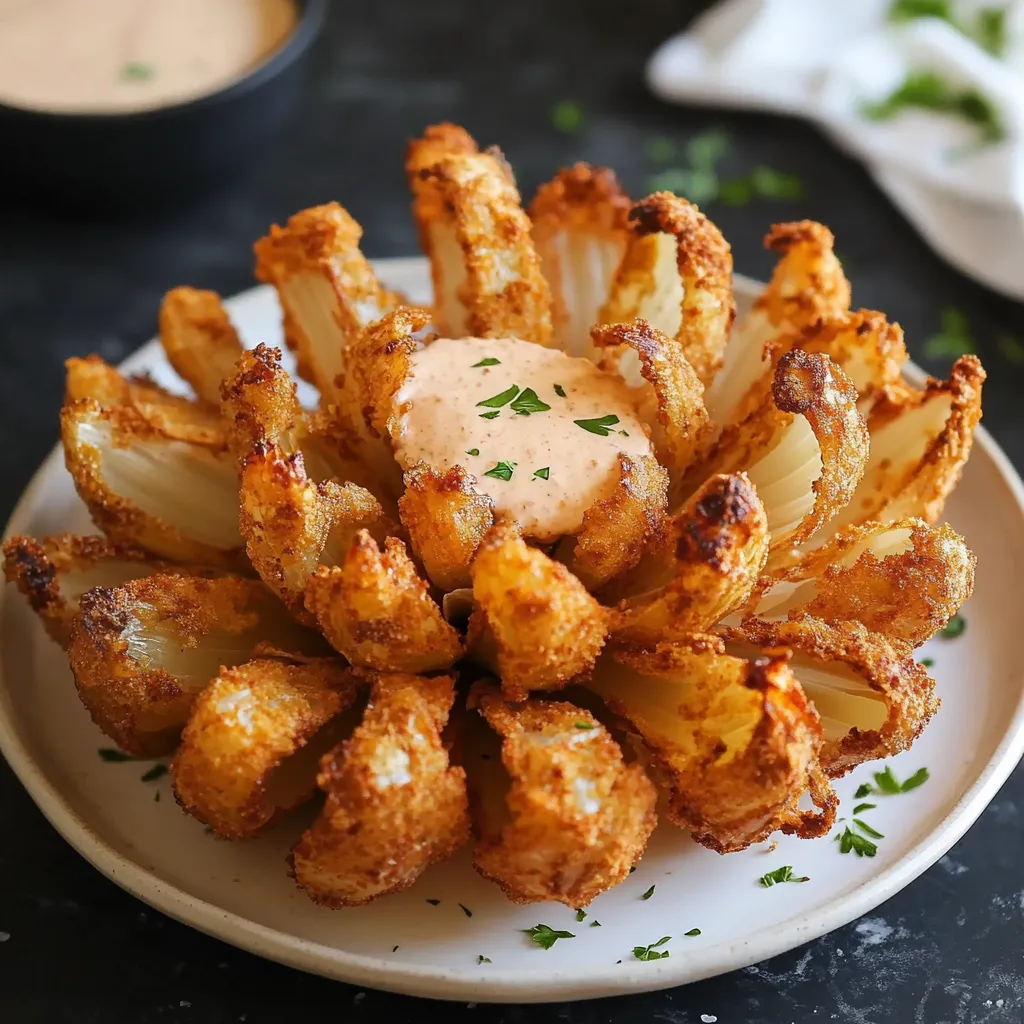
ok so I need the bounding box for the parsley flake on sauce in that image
[477,384,520,409]
[533,467,550,480]
[554,384,567,398]
[459,903,473,918]
[480,410,501,420]
[484,461,515,481]
[472,357,501,368]
[511,387,551,416]
[574,414,620,436]
[465,448,480,456]
[523,924,575,949]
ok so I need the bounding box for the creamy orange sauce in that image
[0,0,297,113]
[393,337,654,542]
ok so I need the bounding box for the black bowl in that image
[0,0,327,215]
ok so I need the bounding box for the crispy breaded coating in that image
[554,453,669,592]
[591,318,712,493]
[253,202,405,397]
[607,473,768,646]
[688,350,869,558]
[705,220,850,430]
[601,192,733,387]
[405,121,479,181]
[62,367,244,567]
[67,573,323,756]
[398,462,495,591]
[239,442,396,619]
[159,287,244,406]
[466,683,657,907]
[822,355,986,536]
[2,533,163,647]
[291,672,469,907]
[466,522,609,700]
[528,164,632,359]
[305,531,463,672]
[587,638,834,852]
[406,131,553,344]
[751,518,975,646]
[721,616,938,775]
[172,657,362,839]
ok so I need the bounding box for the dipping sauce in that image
[0,0,297,114]
[392,337,654,542]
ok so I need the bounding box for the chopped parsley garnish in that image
[392,945,399,952]
[889,1,1007,56]
[533,467,550,480]
[618,430,629,437]
[484,461,515,481]
[98,748,136,762]
[551,100,583,134]
[855,765,930,799]
[641,884,656,901]
[510,387,551,416]
[920,656,935,668]
[554,384,566,398]
[759,865,809,887]
[854,782,874,799]
[154,790,161,803]
[890,0,953,22]
[997,334,1024,365]
[633,936,671,961]
[472,357,501,368]
[940,614,966,638]
[835,826,878,857]
[477,384,520,409]
[684,928,702,937]
[854,818,885,840]
[853,802,877,815]
[646,136,677,163]
[477,955,492,964]
[590,920,602,928]
[122,61,155,81]
[480,410,501,420]
[898,767,931,792]
[974,8,1008,56]
[576,909,587,922]
[140,764,168,783]
[465,448,480,456]
[575,721,596,730]
[425,899,441,906]
[523,924,575,949]
[459,903,473,918]
[574,414,620,436]
[923,308,975,361]
[864,71,1004,144]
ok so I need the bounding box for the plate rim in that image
[2,264,1023,1003]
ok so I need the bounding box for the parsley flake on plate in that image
[140,764,168,783]
[759,865,809,887]
[522,924,575,949]
[641,884,656,901]
[940,614,966,639]
[633,936,671,961]
[684,927,702,937]
[835,826,878,857]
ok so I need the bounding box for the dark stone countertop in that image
[0,2,1022,1021]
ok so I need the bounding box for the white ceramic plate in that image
[2,260,1023,1004]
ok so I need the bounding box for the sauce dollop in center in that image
[392,337,654,542]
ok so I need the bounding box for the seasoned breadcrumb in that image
[159,287,244,406]
[173,657,362,839]
[529,164,632,359]
[466,683,657,907]
[601,192,734,387]
[291,672,469,906]
[2,533,163,647]
[466,522,609,700]
[587,638,834,853]
[305,531,463,673]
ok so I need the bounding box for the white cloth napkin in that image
[646,0,1024,300]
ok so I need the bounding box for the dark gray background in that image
[0,2,1022,1021]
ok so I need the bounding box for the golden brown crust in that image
[587,639,834,852]
[592,317,712,492]
[253,202,405,397]
[2,533,162,647]
[159,287,244,406]
[751,518,975,646]
[607,473,768,646]
[239,442,397,620]
[172,657,361,839]
[601,192,734,387]
[528,164,632,358]
[304,532,463,672]
[291,672,469,906]
[554,453,669,591]
[61,390,245,568]
[398,462,495,591]
[466,522,609,700]
[67,573,323,756]
[721,616,939,775]
[406,133,553,344]
[467,683,657,907]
